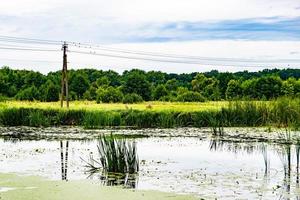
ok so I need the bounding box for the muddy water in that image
[0,130,300,199]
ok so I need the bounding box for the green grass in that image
[0,100,226,112]
[0,98,299,129]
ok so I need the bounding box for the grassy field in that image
[0,101,228,112]
[0,99,299,129]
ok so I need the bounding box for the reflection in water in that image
[209,138,300,200]
[88,171,138,189]
[3,135,300,199]
[209,138,259,154]
[261,144,270,177]
[60,140,69,181]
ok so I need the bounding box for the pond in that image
[0,128,300,199]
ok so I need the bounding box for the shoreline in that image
[1,126,299,144]
[0,173,197,200]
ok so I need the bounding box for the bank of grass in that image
[0,98,299,129]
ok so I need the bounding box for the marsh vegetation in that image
[84,135,139,174]
[0,98,299,130]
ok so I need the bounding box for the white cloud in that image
[1,0,300,22]
[1,40,299,74]
[0,0,299,73]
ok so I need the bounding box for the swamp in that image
[1,126,300,199]
[1,0,300,198]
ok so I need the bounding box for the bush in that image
[15,86,40,101]
[42,81,59,102]
[153,84,168,100]
[122,93,143,104]
[177,91,206,102]
[96,87,123,103]
[0,94,8,102]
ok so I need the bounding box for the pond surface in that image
[0,129,300,199]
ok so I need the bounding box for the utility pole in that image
[60,42,69,108]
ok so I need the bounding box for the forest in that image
[0,66,300,103]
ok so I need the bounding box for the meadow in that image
[0,98,299,129]
[0,101,227,112]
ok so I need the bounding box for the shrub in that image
[122,93,143,104]
[153,84,168,100]
[15,86,40,101]
[96,87,123,103]
[177,91,206,102]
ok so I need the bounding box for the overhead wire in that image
[0,58,61,64]
[0,35,298,67]
[67,41,300,64]
[0,46,61,52]
[68,50,285,68]
[0,35,62,45]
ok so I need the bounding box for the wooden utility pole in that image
[60,42,69,108]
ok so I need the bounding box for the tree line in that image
[0,66,300,103]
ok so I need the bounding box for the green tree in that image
[15,86,40,101]
[42,80,59,102]
[0,74,8,96]
[122,72,151,101]
[192,74,220,100]
[225,80,242,100]
[96,87,123,103]
[69,74,90,99]
[83,86,97,100]
[255,76,282,99]
[153,84,168,100]
[281,80,294,96]
[241,79,257,99]
[177,91,206,102]
[96,76,110,88]
[24,71,46,88]
[165,79,178,91]
[123,93,143,104]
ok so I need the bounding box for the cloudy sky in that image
[0,0,300,74]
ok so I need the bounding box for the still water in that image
[0,131,300,199]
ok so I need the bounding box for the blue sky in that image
[0,0,299,73]
[132,17,300,42]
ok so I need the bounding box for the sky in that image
[0,0,300,74]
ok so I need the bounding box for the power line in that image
[0,58,61,64]
[0,46,61,52]
[67,41,300,64]
[0,42,60,50]
[0,35,298,67]
[0,35,62,45]
[69,50,287,68]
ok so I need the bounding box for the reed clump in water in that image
[85,134,139,174]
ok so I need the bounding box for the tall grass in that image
[0,98,299,129]
[84,135,139,174]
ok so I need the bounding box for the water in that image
[0,130,300,199]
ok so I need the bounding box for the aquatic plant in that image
[84,134,139,174]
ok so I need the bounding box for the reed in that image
[85,134,139,174]
[0,98,299,129]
